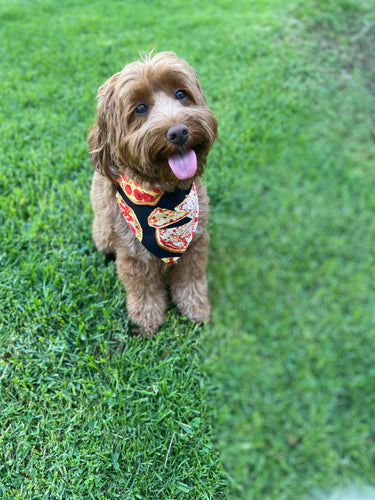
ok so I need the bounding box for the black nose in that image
[166,124,189,146]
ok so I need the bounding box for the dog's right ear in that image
[88,74,122,183]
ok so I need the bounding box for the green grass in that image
[1,0,375,498]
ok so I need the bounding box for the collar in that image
[116,174,199,264]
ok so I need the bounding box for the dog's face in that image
[88,51,217,187]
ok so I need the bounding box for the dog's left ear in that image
[88,74,123,183]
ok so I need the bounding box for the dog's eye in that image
[175,90,187,101]
[134,103,149,115]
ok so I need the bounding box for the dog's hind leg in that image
[169,231,211,324]
[92,215,116,257]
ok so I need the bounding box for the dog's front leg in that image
[169,231,211,324]
[116,253,167,337]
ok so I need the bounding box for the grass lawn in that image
[1,0,375,499]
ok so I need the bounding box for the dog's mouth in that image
[167,148,197,180]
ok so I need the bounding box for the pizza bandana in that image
[115,174,199,264]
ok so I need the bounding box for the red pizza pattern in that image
[116,176,199,264]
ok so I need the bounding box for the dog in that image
[88,51,217,336]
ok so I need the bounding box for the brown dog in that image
[88,51,217,336]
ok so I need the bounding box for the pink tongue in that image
[168,149,197,180]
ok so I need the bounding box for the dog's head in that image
[88,51,218,188]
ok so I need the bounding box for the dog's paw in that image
[179,299,211,325]
[132,325,158,338]
[126,290,167,339]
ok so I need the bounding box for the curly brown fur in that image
[88,51,217,336]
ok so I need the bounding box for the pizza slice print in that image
[115,192,143,241]
[147,183,199,254]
